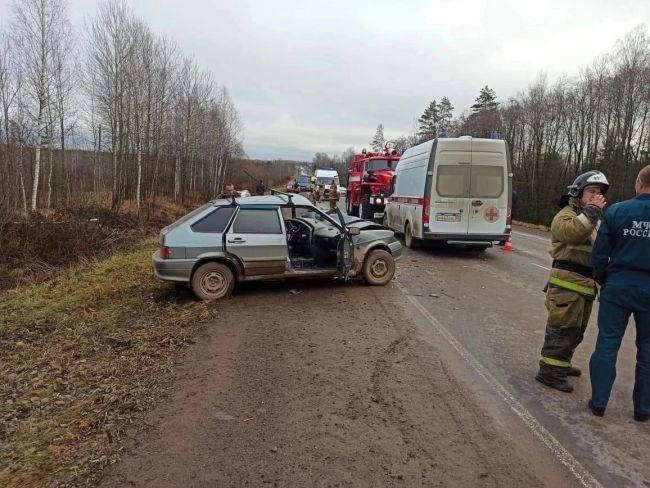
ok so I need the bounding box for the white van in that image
[314,168,343,198]
[384,136,512,249]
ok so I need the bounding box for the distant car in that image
[153,194,402,300]
[238,189,251,197]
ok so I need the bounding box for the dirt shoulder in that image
[98,279,546,488]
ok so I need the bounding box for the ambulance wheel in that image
[404,222,419,249]
[363,250,395,286]
[360,194,374,220]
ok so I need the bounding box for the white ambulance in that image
[314,168,342,198]
[384,136,512,249]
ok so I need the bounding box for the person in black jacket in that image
[255,180,266,196]
[589,165,650,421]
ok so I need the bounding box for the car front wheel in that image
[191,262,235,300]
[363,250,395,286]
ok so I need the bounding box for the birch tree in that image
[11,0,69,212]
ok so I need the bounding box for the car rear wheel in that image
[191,262,235,300]
[404,222,419,249]
[363,249,395,286]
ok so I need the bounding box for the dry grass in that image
[0,238,220,487]
[0,197,198,292]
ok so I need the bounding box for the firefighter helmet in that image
[567,170,609,197]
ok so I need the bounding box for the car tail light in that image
[422,198,430,225]
[160,246,170,259]
[506,201,512,225]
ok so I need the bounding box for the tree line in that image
[347,25,650,224]
[0,0,248,224]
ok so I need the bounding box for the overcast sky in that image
[2,0,649,161]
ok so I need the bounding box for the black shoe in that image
[535,375,573,393]
[588,400,605,417]
[634,412,650,422]
[567,366,582,377]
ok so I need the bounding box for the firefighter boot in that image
[567,366,582,377]
[536,365,573,393]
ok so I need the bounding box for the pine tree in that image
[438,97,454,132]
[371,123,385,152]
[471,86,499,113]
[417,100,439,141]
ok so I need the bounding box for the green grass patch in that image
[0,238,220,487]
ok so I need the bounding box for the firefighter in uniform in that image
[309,176,317,203]
[536,170,609,393]
[329,181,339,211]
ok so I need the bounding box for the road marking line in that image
[394,280,601,488]
[531,263,551,271]
[512,230,550,243]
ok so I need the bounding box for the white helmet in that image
[567,170,609,197]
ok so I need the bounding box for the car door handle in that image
[471,200,483,206]
[227,238,246,243]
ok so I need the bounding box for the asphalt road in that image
[390,227,650,488]
[320,195,649,487]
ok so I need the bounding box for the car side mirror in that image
[347,226,360,236]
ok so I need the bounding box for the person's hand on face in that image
[582,186,606,208]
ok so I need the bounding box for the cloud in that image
[2,0,647,161]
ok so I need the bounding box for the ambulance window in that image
[470,165,504,198]
[436,165,469,197]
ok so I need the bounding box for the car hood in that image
[346,219,386,231]
[350,226,395,244]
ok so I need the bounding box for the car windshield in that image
[316,176,339,186]
[367,159,391,171]
[297,176,310,185]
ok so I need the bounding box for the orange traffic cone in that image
[500,236,515,252]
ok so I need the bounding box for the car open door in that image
[335,207,354,278]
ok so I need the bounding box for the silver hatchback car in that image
[152,193,402,300]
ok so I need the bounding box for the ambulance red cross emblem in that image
[484,207,499,223]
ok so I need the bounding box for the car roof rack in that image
[270,189,294,205]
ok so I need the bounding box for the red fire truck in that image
[346,143,401,221]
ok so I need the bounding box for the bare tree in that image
[86,0,135,210]
[11,0,69,212]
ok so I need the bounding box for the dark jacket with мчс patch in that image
[592,193,650,291]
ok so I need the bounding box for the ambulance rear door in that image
[427,138,471,234]
[466,139,508,236]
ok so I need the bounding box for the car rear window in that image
[191,206,235,233]
[233,208,283,234]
